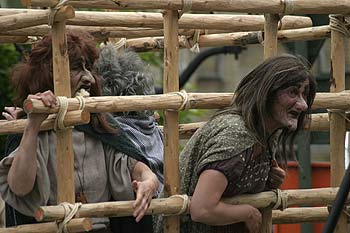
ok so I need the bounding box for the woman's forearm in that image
[191,202,257,225]
[132,162,159,192]
[7,121,40,196]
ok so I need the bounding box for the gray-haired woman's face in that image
[268,79,309,131]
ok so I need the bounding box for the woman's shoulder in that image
[205,113,249,135]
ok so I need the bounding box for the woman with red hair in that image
[0,30,158,233]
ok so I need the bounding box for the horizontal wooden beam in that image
[125,25,330,51]
[0,9,311,30]
[0,6,74,31]
[0,110,89,135]
[24,0,350,14]
[23,91,350,114]
[35,187,341,222]
[0,218,92,233]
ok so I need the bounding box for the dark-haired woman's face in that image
[70,62,96,96]
[269,79,309,131]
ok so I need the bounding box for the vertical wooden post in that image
[263,14,279,59]
[51,21,75,203]
[330,15,347,233]
[163,10,180,233]
[261,13,279,233]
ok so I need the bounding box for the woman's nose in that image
[81,69,95,84]
[296,95,308,111]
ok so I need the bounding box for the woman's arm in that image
[7,91,57,196]
[190,169,262,233]
[131,161,159,222]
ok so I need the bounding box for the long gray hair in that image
[216,54,317,166]
[95,43,155,117]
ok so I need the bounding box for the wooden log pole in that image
[0,111,341,137]
[35,188,346,222]
[261,13,279,233]
[25,0,350,14]
[175,113,350,139]
[272,207,329,224]
[263,13,279,58]
[120,26,331,52]
[163,9,180,233]
[0,6,74,31]
[0,110,90,135]
[0,218,92,233]
[23,91,350,114]
[0,25,331,48]
[0,36,28,43]
[51,19,75,203]
[21,0,60,8]
[0,9,312,31]
[329,15,347,233]
[67,13,311,30]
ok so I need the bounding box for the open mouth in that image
[80,85,91,92]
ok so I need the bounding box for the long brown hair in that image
[216,54,316,165]
[10,30,116,134]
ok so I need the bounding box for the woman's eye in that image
[288,87,299,97]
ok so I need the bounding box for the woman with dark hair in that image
[180,54,317,233]
[0,30,159,232]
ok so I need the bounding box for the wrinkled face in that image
[269,79,309,131]
[70,61,95,96]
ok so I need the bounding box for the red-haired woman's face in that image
[70,62,96,96]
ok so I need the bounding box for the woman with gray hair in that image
[95,44,164,233]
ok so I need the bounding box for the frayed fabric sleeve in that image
[105,144,137,201]
[0,136,51,217]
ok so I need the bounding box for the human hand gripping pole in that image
[267,159,286,189]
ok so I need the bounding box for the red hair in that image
[11,30,116,134]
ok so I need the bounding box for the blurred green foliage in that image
[0,44,20,156]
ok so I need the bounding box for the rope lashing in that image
[257,31,265,45]
[54,96,69,131]
[190,29,201,53]
[163,195,190,216]
[329,15,350,37]
[181,30,201,53]
[54,89,88,131]
[48,0,69,26]
[75,88,89,110]
[272,189,288,210]
[281,0,295,15]
[173,90,190,111]
[327,109,350,124]
[56,202,82,233]
[178,0,192,18]
[114,38,127,50]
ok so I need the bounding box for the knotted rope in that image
[181,29,202,53]
[163,195,190,216]
[178,0,192,18]
[329,15,350,37]
[173,90,190,111]
[257,31,265,45]
[54,89,88,131]
[54,96,69,131]
[281,0,295,15]
[272,189,288,210]
[48,0,69,26]
[327,109,350,124]
[56,202,82,233]
[114,38,127,50]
